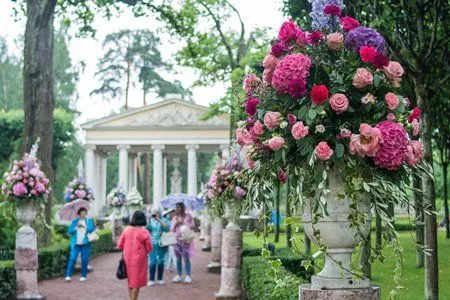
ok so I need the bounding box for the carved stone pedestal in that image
[208,219,223,273]
[111,212,123,246]
[202,215,212,252]
[15,203,45,300]
[215,227,243,299]
[299,284,380,300]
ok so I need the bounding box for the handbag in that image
[116,256,127,280]
[159,232,177,247]
[87,231,99,242]
[180,225,195,243]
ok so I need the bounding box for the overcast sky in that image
[0,1,285,125]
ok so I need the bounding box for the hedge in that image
[0,228,113,299]
[242,256,307,300]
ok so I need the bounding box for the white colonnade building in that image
[81,97,230,217]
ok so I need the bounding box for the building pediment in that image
[82,99,230,130]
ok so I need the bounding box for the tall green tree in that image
[0,38,23,110]
[92,29,187,109]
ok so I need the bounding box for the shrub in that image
[0,260,15,299]
[242,256,306,300]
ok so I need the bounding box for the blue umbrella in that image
[161,193,204,211]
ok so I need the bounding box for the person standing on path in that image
[163,208,177,272]
[146,207,171,286]
[118,211,153,300]
[171,202,195,284]
[65,207,96,282]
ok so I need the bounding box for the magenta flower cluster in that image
[64,177,94,203]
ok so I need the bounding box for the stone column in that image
[99,152,108,216]
[117,145,130,192]
[152,145,165,206]
[15,203,44,299]
[216,225,243,299]
[85,145,97,216]
[186,144,199,196]
[220,144,230,159]
[128,153,137,191]
[208,218,223,273]
[202,214,212,252]
[163,154,167,197]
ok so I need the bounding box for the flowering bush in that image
[63,177,94,203]
[2,144,50,203]
[236,6,425,193]
[107,188,126,207]
[126,187,143,206]
[204,149,247,214]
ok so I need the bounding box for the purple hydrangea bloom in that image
[308,0,344,31]
[344,26,386,53]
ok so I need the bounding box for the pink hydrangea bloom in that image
[35,182,46,194]
[264,111,282,130]
[315,142,333,160]
[271,53,312,97]
[13,182,27,197]
[373,121,408,170]
[291,121,309,140]
[349,123,383,157]
[268,137,285,151]
[406,140,423,166]
[262,54,281,83]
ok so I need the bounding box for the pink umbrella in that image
[59,199,91,221]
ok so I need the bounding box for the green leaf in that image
[301,144,313,156]
[335,143,344,158]
[301,260,312,270]
[374,74,381,87]
[308,107,317,120]
[298,106,308,120]
[281,148,286,164]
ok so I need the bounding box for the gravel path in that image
[39,234,220,300]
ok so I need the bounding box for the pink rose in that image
[384,61,404,81]
[326,33,344,51]
[262,54,280,83]
[385,92,399,110]
[349,123,383,157]
[329,93,349,114]
[253,121,264,136]
[287,113,297,125]
[264,111,282,130]
[235,127,247,146]
[339,128,352,138]
[268,137,285,151]
[406,140,423,166]
[315,142,333,160]
[412,119,420,136]
[291,121,309,140]
[246,157,256,169]
[278,20,300,43]
[353,68,373,88]
[387,113,396,121]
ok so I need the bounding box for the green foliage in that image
[242,256,307,300]
[0,200,19,251]
[0,259,15,299]
[0,37,23,111]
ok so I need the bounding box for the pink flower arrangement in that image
[271,53,312,97]
[64,177,94,203]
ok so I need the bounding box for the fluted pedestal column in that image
[208,218,223,273]
[215,227,243,299]
[152,145,165,207]
[202,214,212,252]
[186,144,199,196]
[117,145,130,192]
[299,285,380,300]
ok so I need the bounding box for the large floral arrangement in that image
[205,149,247,214]
[236,5,425,198]
[63,177,94,203]
[2,143,50,203]
[126,187,143,206]
[107,187,127,207]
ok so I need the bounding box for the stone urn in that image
[224,200,240,229]
[302,169,372,290]
[16,201,37,231]
[113,206,123,218]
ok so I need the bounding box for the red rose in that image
[310,85,329,105]
[359,46,378,63]
[340,16,360,32]
[408,107,421,123]
[308,31,324,45]
[372,53,389,69]
[323,5,342,16]
[271,42,286,58]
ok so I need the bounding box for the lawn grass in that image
[243,230,450,299]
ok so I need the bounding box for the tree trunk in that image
[375,210,382,251]
[286,183,292,248]
[142,86,146,106]
[416,84,438,300]
[443,163,449,238]
[143,152,150,204]
[23,0,57,247]
[304,232,311,256]
[274,186,280,243]
[414,174,425,268]
[125,59,131,110]
[361,230,372,279]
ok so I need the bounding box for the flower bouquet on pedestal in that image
[64,177,94,203]
[235,1,429,292]
[126,187,143,215]
[107,187,127,217]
